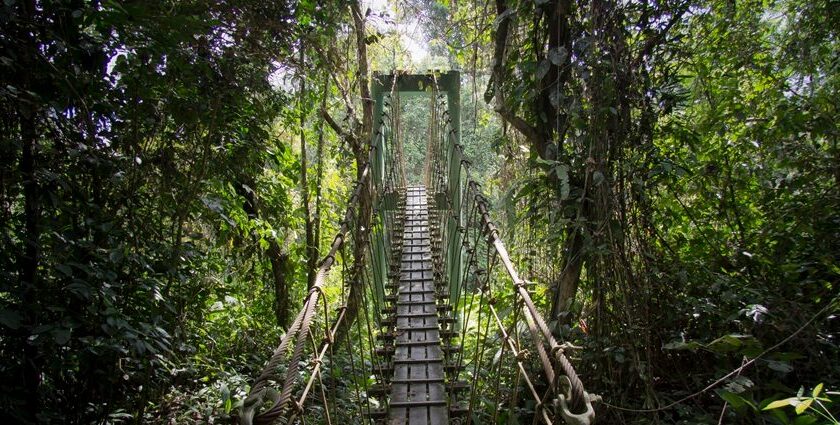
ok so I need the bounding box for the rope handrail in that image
[237,71,595,425]
[238,70,411,425]
[423,70,596,423]
[441,157,597,424]
[470,178,594,414]
[238,164,372,425]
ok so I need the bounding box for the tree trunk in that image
[351,0,373,158]
[235,178,293,327]
[268,240,293,327]
[491,0,584,323]
[335,0,374,345]
[309,81,328,289]
[551,227,585,323]
[299,51,316,290]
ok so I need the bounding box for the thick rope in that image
[238,164,372,425]
[240,71,593,424]
[469,180,589,413]
[425,78,594,421]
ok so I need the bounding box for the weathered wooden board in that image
[388,187,448,425]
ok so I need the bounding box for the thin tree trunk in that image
[236,178,293,327]
[833,136,839,191]
[351,0,373,159]
[299,50,316,290]
[551,227,585,323]
[308,80,328,288]
[269,240,293,327]
[335,0,374,344]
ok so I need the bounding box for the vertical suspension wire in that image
[390,90,400,190]
[464,249,487,423]
[455,203,480,407]
[354,177,381,421]
[367,216,384,323]
[452,187,478,370]
[466,193,490,424]
[500,303,525,422]
[382,97,391,193]
[314,324,334,425]
[508,298,524,416]
[344,316,367,424]
[423,85,434,187]
[317,292,334,424]
[328,307,338,423]
[339,238,365,424]
[395,75,402,190]
[361,228,385,383]
[466,247,500,425]
[487,246,506,424]
[356,260,377,420]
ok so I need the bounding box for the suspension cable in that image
[424,70,596,424]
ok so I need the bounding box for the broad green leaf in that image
[555,164,570,200]
[492,347,503,365]
[767,360,793,373]
[812,383,823,398]
[53,328,72,345]
[718,390,757,411]
[662,340,702,351]
[794,398,812,415]
[724,376,754,394]
[707,334,762,356]
[763,398,798,410]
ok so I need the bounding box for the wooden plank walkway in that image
[388,186,448,425]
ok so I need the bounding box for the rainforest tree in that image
[1,0,837,423]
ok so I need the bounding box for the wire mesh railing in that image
[238,80,406,424]
[237,71,596,425]
[426,78,598,424]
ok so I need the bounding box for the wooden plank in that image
[388,186,449,425]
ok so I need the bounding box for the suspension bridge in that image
[238,71,598,425]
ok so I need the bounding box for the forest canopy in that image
[0,0,837,423]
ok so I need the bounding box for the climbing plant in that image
[0,0,837,423]
[417,0,839,422]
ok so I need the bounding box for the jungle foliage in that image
[434,0,839,422]
[0,0,838,424]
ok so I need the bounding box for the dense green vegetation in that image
[0,0,837,424]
